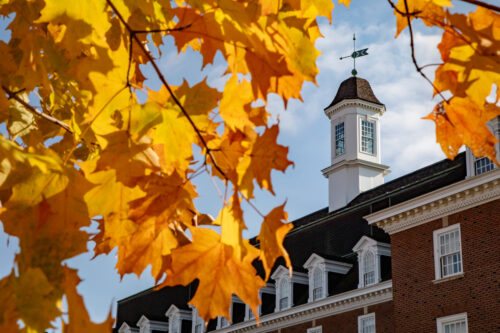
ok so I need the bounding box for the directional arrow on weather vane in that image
[351,48,368,58]
[339,34,369,76]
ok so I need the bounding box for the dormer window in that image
[245,283,275,321]
[363,251,376,286]
[271,265,308,312]
[191,307,203,333]
[335,122,345,156]
[361,119,375,154]
[312,268,323,300]
[119,322,139,333]
[353,236,391,289]
[166,305,191,333]
[278,278,290,310]
[137,315,168,333]
[303,253,352,302]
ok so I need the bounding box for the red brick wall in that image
[391,199,500,332]
[276,301,394,333]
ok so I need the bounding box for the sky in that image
[0,0,476,328]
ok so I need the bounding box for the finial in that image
[340,33,369,76]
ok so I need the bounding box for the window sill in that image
[432,272,464,284]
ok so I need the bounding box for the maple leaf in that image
[165,227,265,321]
[62,267,113,333]
[257,203,294,280]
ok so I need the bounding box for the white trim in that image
[352,236,390,288]
[436,312,468,333]
[244,284,275,321]
[191,307,204,333]
[433,224,463,281]
[166,305,192,333]
[324,99,385,119]
[119,322,139,333]
[358,313,376,333]
[136,315,168,333]
[307,326,322,333]
[210,280,392,333]
[365,168,500,234]
[303,253,353,302]
[271,265,308,311]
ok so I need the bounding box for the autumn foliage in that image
[0,0,498,331]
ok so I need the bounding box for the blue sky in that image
[0,0,476,327]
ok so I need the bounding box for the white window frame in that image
[271,265,308,312]
[352,236,390,289]
[358,313,376,333]
[360,118,376,155]
[433,224,463,280]
[436,313,468,333]
[303,253,352,303]
[191,307,204,333]
[244,284,275,321]
[166,305,191,333]
[307,326,322,333]
[363,251,376,286]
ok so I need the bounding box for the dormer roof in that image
[325,76,383,109]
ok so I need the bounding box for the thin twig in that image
[403,0,448,102]
[2,86,73,134]
[419,62,443,69]
[386,0,421,16]
[458,0,500,12]
[106,0,227,179]
[133,25,192,34]
[240,192,265,218]
[207,165,225,202]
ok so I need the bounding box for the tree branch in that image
[403,0,448,103]
[2,86,73,134]
[386,0,421,16]
[106,0,227,179]
[458,0,500,12]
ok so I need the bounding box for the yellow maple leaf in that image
[257,203,293,280]
[62,267,113,333]
[165,227,265,321]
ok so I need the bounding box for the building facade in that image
[115,76,500,333]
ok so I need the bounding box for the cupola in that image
[322,76,390,212]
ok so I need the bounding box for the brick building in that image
[115,76,500,333]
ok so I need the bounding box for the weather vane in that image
[340,34,368,77]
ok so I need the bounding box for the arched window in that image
[279,278,289,310]
[312,267,323,300]
[363,251,375,286]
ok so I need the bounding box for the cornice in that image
[213,280,392,333]
[322,159,390,177]
[365,169,500,235]
[324,99,385,119]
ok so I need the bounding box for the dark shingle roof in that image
[325,76,383,109]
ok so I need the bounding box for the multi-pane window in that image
[220,316,229,328]
[194,324,202,333]
[361,120,375,154]
[279,279,289,310]
[358,313,375,333]
[363,251,375,286]
[437,313,468,333]
[307,327,322,333]
[433,224,463,280]
[437,227,462,278]
[335,122,345,156]
[475,157,495,175]
[312,268,323,300]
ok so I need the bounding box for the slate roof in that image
[114,152,467,331]
[325,76,383,109]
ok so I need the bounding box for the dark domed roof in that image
[325,76,383,109]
